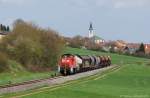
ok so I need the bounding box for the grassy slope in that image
[0,72,55,86]
[0,47,147,86]
[20,64,150,98]
[0,61,56,86]
[4,47,150,98]
[64,47,149,65]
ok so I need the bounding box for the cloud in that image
[1,0,149,8]
[0,0,29,5]
[67,0,95,7]
[67,0,150,8]
[112,0,150,8]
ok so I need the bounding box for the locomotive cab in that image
[58,54,77,75]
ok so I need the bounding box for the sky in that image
[0,0,150,43]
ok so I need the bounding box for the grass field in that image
[64,47,149,65]
[0,60,57,86]
[3,47,150,98]
[0,71,56,86]
[0,47,148,86]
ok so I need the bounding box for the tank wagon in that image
[58,54,111,75]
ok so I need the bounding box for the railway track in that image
[0,66,106,89]
[0,65,118,95]
[0,75,62,89]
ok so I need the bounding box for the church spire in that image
[89,22,93,30]
[89,22,94,38]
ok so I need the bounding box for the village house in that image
[0,24,10,41]
[145,44,150,54]
[123,43,150,55]
[0,31,8,41]
[123,43,140,54]
[105,40,126,52]
[91,35,105,44]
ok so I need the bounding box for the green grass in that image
[3,47,150,98]
[64,47,149,65]
[0,71,56,86]
[4,64,150,98]
[0,47,148,86]
[0,60,57,86]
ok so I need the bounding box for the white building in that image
[88,22,105,44]
[0,32,8,41]
[89,22,94,38]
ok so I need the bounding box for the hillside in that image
[3,47,150,98]
[64,47,149,65]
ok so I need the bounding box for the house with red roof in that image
[145,44,150,54]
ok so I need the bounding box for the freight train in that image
[58,54,111,75]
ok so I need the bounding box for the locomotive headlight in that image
[62,59,65,62]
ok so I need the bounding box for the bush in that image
[0,19,65,71]
[68,35,84,48]
[0,52,8,72]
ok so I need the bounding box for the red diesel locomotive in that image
[58,54,111,75]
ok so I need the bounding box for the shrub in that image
[0,19,65,71]
[137,43,145,54]
[68,35,84,48]
[0,52,8,72]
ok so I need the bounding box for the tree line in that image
[65,35,102,51]
[0,24,10,32]
[65,35,149,58]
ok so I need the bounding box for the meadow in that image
[3,47,150,98]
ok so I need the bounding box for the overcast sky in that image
[0,0,150,43]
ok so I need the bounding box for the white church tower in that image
[88,22,105,44]
[88,22,94,38]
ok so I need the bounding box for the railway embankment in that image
[0,65,119,95]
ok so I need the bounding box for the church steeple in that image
[89,22,93,30]
[89,22,94,38]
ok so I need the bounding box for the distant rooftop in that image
[0,31,10,35]
[92,35,104,40]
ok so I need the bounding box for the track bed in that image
[0,65,118,95]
